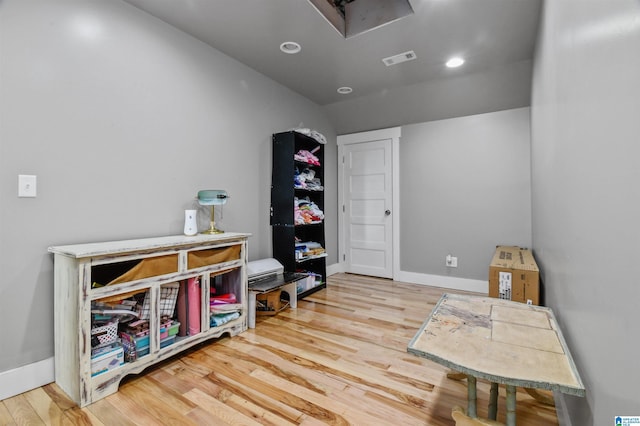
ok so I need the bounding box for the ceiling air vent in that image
[382,50,417,67]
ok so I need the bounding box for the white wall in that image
[0,0,336,388]
[325,60,533,135]
[531,1,640,424]
[400,108,532,287]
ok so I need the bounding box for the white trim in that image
[337,127,401,279]
[326,262,343,277]
[395,270,488,294]
[391,133,400,278]
[0,357,54,400]
[337,127,401,146]
[326,267,487,294]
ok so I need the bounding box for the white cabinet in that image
[49,233,250,407]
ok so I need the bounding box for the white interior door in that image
[343,138,393,278]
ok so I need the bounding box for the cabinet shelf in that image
[294,187,324,192]
[49,233,250,407]
[294,159,321,166]
[296,253,328,263]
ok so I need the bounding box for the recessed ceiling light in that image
[280,41,301,54]
[446,57,465,68]
[337,86,353,94]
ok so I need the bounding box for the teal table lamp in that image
[197,189,228,234]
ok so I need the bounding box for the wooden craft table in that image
[407,293,585,426]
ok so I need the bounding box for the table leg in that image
[488,382,499,420]
[248,292,256,329]
[505,384,516,426]
[283,282,298,309]
[467,375,477,418]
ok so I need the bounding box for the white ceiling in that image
[122,0,542,108]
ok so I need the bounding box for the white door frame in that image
[337,127,401,279]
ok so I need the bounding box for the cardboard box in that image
[489,246,540,305]
[256,290,289,316]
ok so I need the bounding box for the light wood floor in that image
[0,273,559,425]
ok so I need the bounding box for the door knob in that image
[385,210,391,216]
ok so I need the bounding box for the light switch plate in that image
[18,175,37,197]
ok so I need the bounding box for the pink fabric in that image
[177,277,201,336]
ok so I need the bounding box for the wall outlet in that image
[446,254,458,268]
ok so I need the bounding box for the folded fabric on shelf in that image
[294,197,324,225]
[210,311,240,327]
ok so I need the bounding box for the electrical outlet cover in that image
[18,174,37,197]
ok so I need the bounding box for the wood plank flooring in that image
[1,273,559,425]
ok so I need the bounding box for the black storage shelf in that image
[297,284,325,300]
[271,131,327,298]
[294,188,324,193]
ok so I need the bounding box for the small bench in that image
[247,259,308,328]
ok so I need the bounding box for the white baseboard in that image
[327,263,487,294]
[394,271,488,294]
[0,357,54,401]
[326,262,343,277]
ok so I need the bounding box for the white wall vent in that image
[382,50,417,66]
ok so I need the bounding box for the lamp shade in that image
[197,189,228,206]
